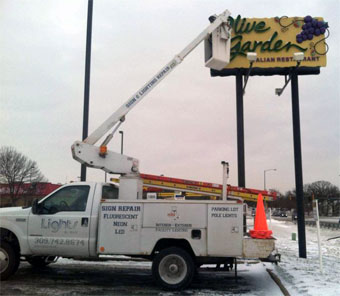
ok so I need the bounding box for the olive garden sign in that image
[225,15,328,69]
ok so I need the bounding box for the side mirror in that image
[32,199,40,215]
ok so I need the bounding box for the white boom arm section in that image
[72,10,231,176]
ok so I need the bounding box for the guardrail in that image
[304,220,340,230]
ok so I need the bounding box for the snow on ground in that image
[268,218,340,296]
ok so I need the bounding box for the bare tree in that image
[304,180,340,198]
[304,181,340,216]
[271,181,340,216]
[0,146,47,206]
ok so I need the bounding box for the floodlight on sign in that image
[243,52,257,95]
[293,52,305,62]
[275,53,305,96]
[247,52,257,62]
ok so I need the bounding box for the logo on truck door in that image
[167,206,180,220]
[41,218,78,233]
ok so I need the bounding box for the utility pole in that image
[81,0,94,181]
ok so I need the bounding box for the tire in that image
[0,241,20,281]
[152,247,195,290]
[27,256,56,268]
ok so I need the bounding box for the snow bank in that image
[271,219,340,296]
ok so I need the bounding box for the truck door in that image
[27,184,95,257]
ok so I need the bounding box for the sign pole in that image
[236,72,245,188]
[291,71,307,258]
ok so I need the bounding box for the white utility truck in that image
[0,10,278,290]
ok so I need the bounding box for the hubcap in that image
[169,264,178,273]
[159,254,187,285]
[0,248,9,273]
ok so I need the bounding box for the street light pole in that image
[80,0,94,182]
[29,166,35,183]
[264,169,276,190]
[119,131,124,154]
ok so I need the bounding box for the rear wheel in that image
[0,241,20,280]
[152,247,194,290]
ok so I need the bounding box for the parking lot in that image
[1,258,282,296]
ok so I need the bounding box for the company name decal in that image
[101,204,141,235]
[41,218,78,233]
[125,60,177,109]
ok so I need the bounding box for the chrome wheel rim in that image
[158,254,187,285]
[0,247,9,273]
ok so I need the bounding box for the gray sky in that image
[1,0,339,193]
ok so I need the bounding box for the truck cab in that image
[27,182,112,258]
[0,183,114,278]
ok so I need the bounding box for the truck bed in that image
[97,200,274,259]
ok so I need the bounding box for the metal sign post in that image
[235,73,245,188]
[291,71,307,258]
[313,199,323,274]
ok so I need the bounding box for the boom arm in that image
[85,10,231,146]
[72,10,231,175]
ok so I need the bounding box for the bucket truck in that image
[0,10,279,290]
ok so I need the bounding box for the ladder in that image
[111,173,277,202]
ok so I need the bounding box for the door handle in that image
[81,218,89,227]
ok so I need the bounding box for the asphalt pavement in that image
[1,259,281,296]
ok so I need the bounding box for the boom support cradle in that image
[72,141,139,175]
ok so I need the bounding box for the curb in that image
[266,268,290,296]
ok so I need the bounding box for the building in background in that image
[0,183,61,207]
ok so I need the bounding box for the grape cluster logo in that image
[276,15,329,56]
[296,16,328,43]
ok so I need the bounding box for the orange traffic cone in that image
[249,194,273,239]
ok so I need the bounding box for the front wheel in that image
[152,247,195,290]
[0,241,20,281]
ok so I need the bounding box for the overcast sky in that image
[1,0,339,193]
